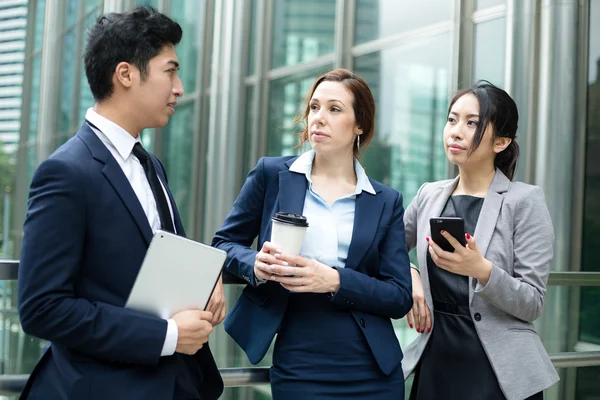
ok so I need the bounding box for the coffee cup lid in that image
[272,212,309,227]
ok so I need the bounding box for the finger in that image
[269,264,302,277]
[261,241,282,254]
[271,274,307,286]
[406,309,414,329]
[425,303,432,332]
[418,298,428,333]
[428,238,458,263]
[440,230,463,250]
[256,251,287,266]
[427,246,451,272]
[196,310,213,321]
[274,252,307,267]
[465,233,478,251]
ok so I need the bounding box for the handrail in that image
[2,260,600,286]
[0,352,598,395]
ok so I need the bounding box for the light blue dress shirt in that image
[289,150,375,269]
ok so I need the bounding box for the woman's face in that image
[443,93,499,170]
[307,81,361,157]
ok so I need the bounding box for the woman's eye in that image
[310,104,318,110]
[468,120,479,126]
[447,117,456,123]
[331,107,341,112]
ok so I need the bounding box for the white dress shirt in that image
[85,108,178,357]
[289,150,375,268]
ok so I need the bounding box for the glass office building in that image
[1,0,598,398]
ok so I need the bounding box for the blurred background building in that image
[0,0,597,399]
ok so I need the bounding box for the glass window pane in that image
[170,0,204,93]
[473,18,506,87]
[267,66,332,156]
[354,0,453,45]
[270,0,336,69]
[241,85,255,177]
[247,0,258,76]
[78,12,100,122]
[162,102,196,226]
[34,0,46,52]
[476,0,505,10]
[65,0,78,29]
[86,0,101,12]
[581,0,600,350]
[58,30,76,138]
[354,34,451,206]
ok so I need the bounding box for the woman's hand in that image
[253,241,289,282]
[427,232,493,285]
[256,251,340,293]
[406,267,431,333]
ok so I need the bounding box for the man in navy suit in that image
[18,7,224,399]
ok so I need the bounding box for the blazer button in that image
[360,318,366,328]
[474,313,482,321]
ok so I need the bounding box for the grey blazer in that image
[402,169,559,400]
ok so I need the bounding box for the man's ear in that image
[493,137,512,153]
[114,62,135,89]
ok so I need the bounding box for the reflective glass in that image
[170,0,204,93]
[247,0,258,76]
[354,34,451,206]
[161,102,195,226]
[33,0,46,52]
[580,0,600,347]
[270,0,336,69]
[476,0,505,10]
[473,18,506,87]
[86,0,101,12]
[65,0,78,29]
[241,85,255,178]
[78,12,100,123]
[354,0,452,45]
[267,66,332,157]
[58,30,76,137]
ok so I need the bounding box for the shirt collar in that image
[289,150,376,195]
[85,108,140,160]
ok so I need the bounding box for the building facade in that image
[3,0,599,398]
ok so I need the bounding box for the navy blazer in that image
[212,156,413,376]
[18,123,223,400]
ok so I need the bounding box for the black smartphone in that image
[429,217,466,252]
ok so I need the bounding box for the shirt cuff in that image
[160,318,178,356]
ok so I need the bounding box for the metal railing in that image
[0,260,599,395]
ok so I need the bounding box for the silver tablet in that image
[125,230,226,319]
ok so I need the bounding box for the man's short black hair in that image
[83,6,182,102]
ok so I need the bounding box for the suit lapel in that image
[277,169,308,216]
[345,187,385,271]
[469,170,509,301]
[77,123,154,245]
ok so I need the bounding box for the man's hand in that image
[206,275,226,326]
[172,310,214,355]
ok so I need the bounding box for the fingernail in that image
[466,233,471,239]
[426,237,430,243]
[281,261,288,266]
[276,249,282,253]
[440,230,446,234]
[428,328,431,333]
[409,324,413,328]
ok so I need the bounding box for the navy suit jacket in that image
[18,123,223,400]
[212,156,413,376]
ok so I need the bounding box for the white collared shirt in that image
[289,150,375,269]
[85,108,178,357]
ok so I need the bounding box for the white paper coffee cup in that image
[270,212,309,257]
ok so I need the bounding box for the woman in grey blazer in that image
[402,82,559,400]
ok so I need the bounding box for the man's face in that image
[134,44,183,129]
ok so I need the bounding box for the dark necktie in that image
[131,143,175,233]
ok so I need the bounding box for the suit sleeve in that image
[211,158,266,286]
[403,182,426,253]
[331,192,413,319]
[18,158,167,366]
[473,186,553,322]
